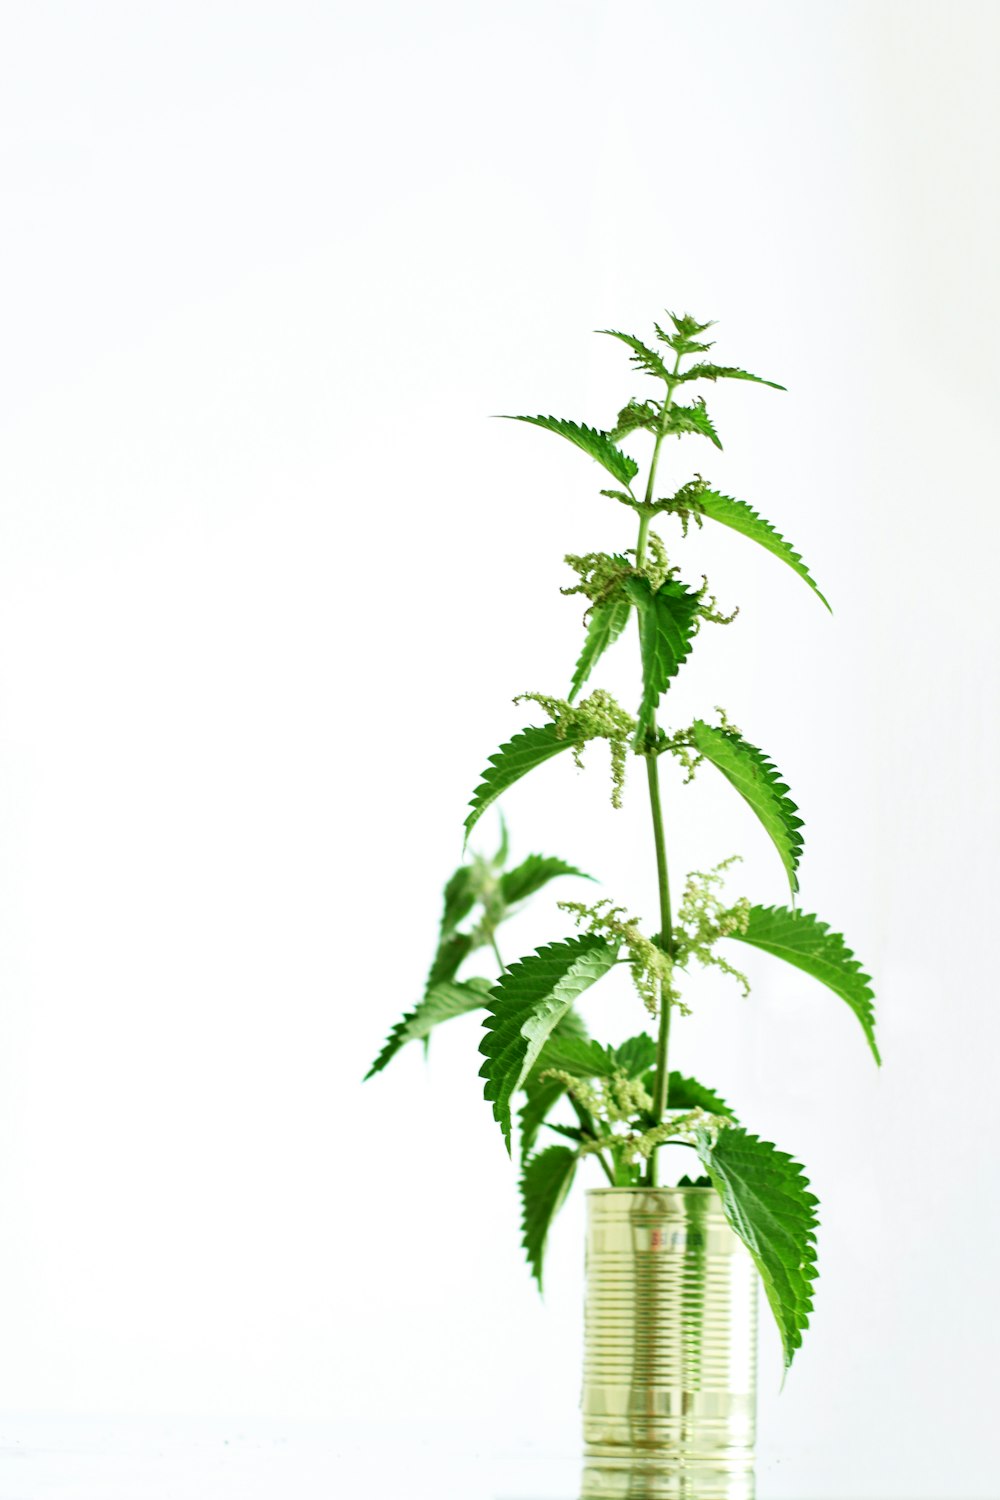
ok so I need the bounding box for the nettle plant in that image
[366,312,879,1370]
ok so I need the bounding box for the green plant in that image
[365,310,878,1371]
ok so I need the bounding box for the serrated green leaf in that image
[521,1145,578,1290]
[611,1033,658,1078]
[727,905,879,1064]
[638,1069,738,1119]
[665,310,716,338]
[499,414,638,486]
[492,812,510,868]
[500,854,593,907]
[519,1073,565,1158]
[609,399,660,442]
[429,855,502,987]
[625,576,701,743]
[597,329,670,382]
[569,595,632,701]
[665,399,722,449]
[689,720,804,894]
[667,1071,738,1119]
[696,1125,819,1369]
[426,930,477,988]
[655,320,714,356]
[365,977,492,1079]
[519,1009,590,1158]
[676,363,785,391]
[539,1031,657,1083]
[480,935,618,1151]
[545,1122,587,1143]
[690,490,830,610]
[465,724,575,843]
[440,864,477,939]
[531,1033,614,1079]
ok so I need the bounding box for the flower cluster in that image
[659,705,742,783]
[562,528,678,609]
[671,858,752,996]
[540,1066,655,1127]
[559,896,674,1016]
[651,472,710,536]
[561,549,633,609]
[515,689,636,808]
[694,575,740,628]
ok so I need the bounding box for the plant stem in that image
[636,351,683,1187]
[567,1098,615,1184]
[645,752,673,1180]
[636,350,682,522]
[635,508,651,566]
[594,1152,615,1187]
[489,931,505,974]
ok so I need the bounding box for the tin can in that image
[581,1187,757,1498]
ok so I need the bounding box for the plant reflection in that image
[578,1460,755,1499]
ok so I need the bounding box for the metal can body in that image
[582,1187,758,1496]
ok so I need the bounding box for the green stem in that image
[489,931,505,974]
[595,1152,615,1187]
[635,509,651,567]
[637,350,683,527]
[645,753,673,1181]
[575,1116,614,1182]
[636,351,683,1187]
[569,1099,615,1185]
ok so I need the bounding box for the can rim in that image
[585,1184,717,1195]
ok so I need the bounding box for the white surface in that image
[0,1417,580,1500]
[0,3,998,1498]
[0,1415,877,1500]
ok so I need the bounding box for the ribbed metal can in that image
[581,1187,758,1499]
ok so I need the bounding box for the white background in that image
[1,2,998,1496]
